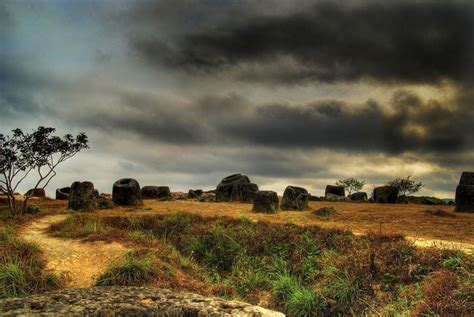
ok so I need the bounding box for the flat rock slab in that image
[0,286,285,317]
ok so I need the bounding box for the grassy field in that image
[12,198,471,243]
[48,211,473,316]
[1,197,473,315]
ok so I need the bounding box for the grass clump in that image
[95,251,156,286]
[0,226,63,299]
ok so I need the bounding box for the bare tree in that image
[0,127,88,215]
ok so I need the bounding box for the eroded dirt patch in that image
[20,214,129,288]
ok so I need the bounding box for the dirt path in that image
[406,236,474,254]
[20,214,129,288]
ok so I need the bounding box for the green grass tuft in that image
[95,252,156,286]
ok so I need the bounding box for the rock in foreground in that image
[112,178,143,206]
[325,185,345,198]
[215,174,251,202]
[68,181,97,212]
[141,186,172,200]
[373,186,399,204]
[456,172,474,213]
[25,188,46,198]
[0,286,284,317]
[253,191,279,213]
[281,186,309,210]
[55,187,71,200]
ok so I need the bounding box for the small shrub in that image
[422,270,460,314]
[442,253,464,270]
[272,273,301,302]
[129,230,155,242]
[25,204,42,214]
[424,209,456,218]
[95,252,156,286]
[189,224,243,272]
[313,207,336,217]
[97,199,115,209]
[229,256,268,296]
[286,287,326,317]
[0,261,27,298]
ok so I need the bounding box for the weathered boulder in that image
[25,188,46,198]
[373,186,399,203]
[199,192,217,202]
[349,192,368,201]
[325,185,345,198]
[188,189,204,199]
[112,178,143,206]
[215,174,251,202]
[141,186,171,200]
[253,191,279,213]
[459,172,474,186]
[230,183,259,203]
[68,181,97,212]
[309,195,323,201]
[314,206,337,216]
[325,193,351,202]
[281,186,309,211]
[55,187,71,200]
[456,172,474,213]
[0,287,284,316]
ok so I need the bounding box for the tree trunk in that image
[21,194,30,215]
[6,192,16,215]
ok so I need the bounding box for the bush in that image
[285,287,326,316]
[95,252,156,286]
[0,227,62,299]
[25,204,42,214]
[128,230,155,242]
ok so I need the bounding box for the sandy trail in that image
[20,214,129,288]
[406,236,474,254]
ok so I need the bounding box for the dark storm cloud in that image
[130,0,474,84]
[75,89,473,155]
[0,63,53,118]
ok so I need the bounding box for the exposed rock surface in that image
[309,195,323,201]
[281,186,309,211]
[459,172,474,186]
[324,193,350,202]
[55,187,71,200]
[373,186,399,204]
[230,183,259,203]
[188,189,204,199]
[456,172,474,213]
[142,186,172,200]
[142,186,160,199]
[325,185,345,198]
[0,287,284,316]
[253,191,279,213]
[215,174,251,202]
[112,178,143,206]
[199,193,217,202]
[156,186,172,200]
[68,181,97,212]
[349,192,368,201]
[171,192,188,200]
[25,188,46,198]
[314,207,337,216]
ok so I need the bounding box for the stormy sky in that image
[1,0,474,198]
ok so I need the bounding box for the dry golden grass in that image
[2,197,473,243]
